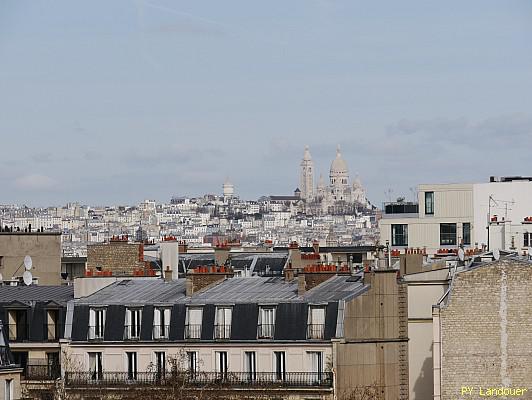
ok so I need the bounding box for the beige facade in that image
[0,232,61,285]
[0,369,22,400]
[433,259,532,400]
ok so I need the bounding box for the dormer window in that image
[153,307,170,340]
[214,307,232,340]
[88,308,105,340]
[257,307,275,339]
[185,307,202,340]
[124,308,142,340]
[307,306,326,339]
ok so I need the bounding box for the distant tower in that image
[329,145,349,186]
[299,146,314,202]
[223,178,234,198]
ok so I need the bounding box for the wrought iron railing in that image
[65,371,333,388]
[184,324,202,340]
[24,363,61,380]
[307,324,325,339]
[44,323,64,341]
[124,324,141,340]
[257,323,275,339]
[153,324,170,340]
[87,325,105,340]
[7,323,29,342]
[214,324,231,340]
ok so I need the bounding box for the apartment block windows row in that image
[88,308,105,340]
[153,307,170,340]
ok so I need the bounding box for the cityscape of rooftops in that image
[1,2,532,400]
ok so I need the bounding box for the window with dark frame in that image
[440,223,457,246]
[391,224,408,246]
[425,192,434,215]
[126,352,137,380]
[274,351,286,381]
[462,223,471,245]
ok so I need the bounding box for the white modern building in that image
[380,176,532,254]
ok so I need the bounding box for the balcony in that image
[184,324,202,340]
[87,326,104,341]
[65,371,333,388]
[124,324,141,340]
[152,324,170,340]
[7,323,29,342]
[214,324,231,340]
[24,362,61,381]
[307,324,325,340]
[257,324,275,339]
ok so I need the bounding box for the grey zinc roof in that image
[75,274,367,306]
[0,285,73,305]
[76,279,187,305]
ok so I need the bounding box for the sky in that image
[1,0,532,207]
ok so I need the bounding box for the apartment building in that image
[0,321,23,400]
[61,267,408,399]
[0,285,73,398]
[380,177,532,254]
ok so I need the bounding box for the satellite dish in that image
[24,255,32,270]
[23,271,33,286]
[0,273,3,282]
[493,248,500,261]
[528,247,532,257]
[458,247,465,262]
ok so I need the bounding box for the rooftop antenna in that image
[384,189,393,203]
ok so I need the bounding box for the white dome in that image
[330,145,348,176]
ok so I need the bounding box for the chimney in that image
[164,266,173,283]
[312,240,320,255]
[298,273,306,295]
[179,241,188,254]
[288,242,302,270]
[186,266,234,296]
[284,264,295,282]
[214,245,230,266]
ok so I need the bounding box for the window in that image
[440,223,457,246]
[185,307,202,339]
[126,352,137,380]
[214,307,232,340]
[258,307,275,338]
[153,307,171,339]
[307,306,326,339]
[244,352,256,381]
[125,308,142,340]
[308,351,323,383]
[463,223,471,246]
[187,351,198,378]
[88,352,103,380]
[46,310,59,341]
[274,351,286,381]
[0,256,3,267]
[88,308,105,340]
[425,192,434,215]
[155,351,166,380]
[391,224,408,247]
[524,232,532,247]
[5,379,12,400]
[215,351,228,380]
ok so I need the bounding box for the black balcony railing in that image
[307,324,325,340]
[124,324,141,340]
[184,324,202,340]
[25,363,61,381]
[7,323,29,342]
[214,324,231,340]
[87,325,105,340]
[44,323,64,341]
[153,324,170,340]
[257,324,275,339]
[65,371,333,388]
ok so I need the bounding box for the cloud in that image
[14,174,57,191]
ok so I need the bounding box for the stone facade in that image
[438,259,532,399]
[86,241,144,275]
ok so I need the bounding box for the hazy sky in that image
[1,1,532,206]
